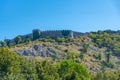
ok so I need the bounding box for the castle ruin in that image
[29,29,84,40]
[4,29,85,45]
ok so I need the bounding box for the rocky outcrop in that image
[16,44,61,58]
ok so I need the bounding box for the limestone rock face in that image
[16,44,60,58]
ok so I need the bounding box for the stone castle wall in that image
[19,30,85,41]
[4,29,85,45]
[40,30,73,38]
[21,33,33,41]
[73,31,85,37]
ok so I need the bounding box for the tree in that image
[0,48,21,78]
[2,73,25,80]
[20,58,38,80]
[4,39,10,46]
[79,54,85,61]
[106,51,112,63]
[82,43,89,53]
[93,53,102,60]
[67,52,78,61]
[91,71,118,80]
[14,36,22,44]
[51,54,58,61]
[35,60,59,80]
[0,41,6,47]
[57,60,90,80]
[57,38,65,43]
[25,38,31,43]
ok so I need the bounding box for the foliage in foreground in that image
[0,48,90,80]
[1,47,120,80]
[91,70,120,80]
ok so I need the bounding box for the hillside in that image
[7,33,120,72]
[1,30,120,79]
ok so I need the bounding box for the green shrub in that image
[14,36,22,44]
[56,38,65,43]
[57,60,90,80]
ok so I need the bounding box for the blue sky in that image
[0,0,120,40]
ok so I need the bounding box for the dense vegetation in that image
[1,48,120,80]
[0,48,90,80]
[89,31,120,55]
